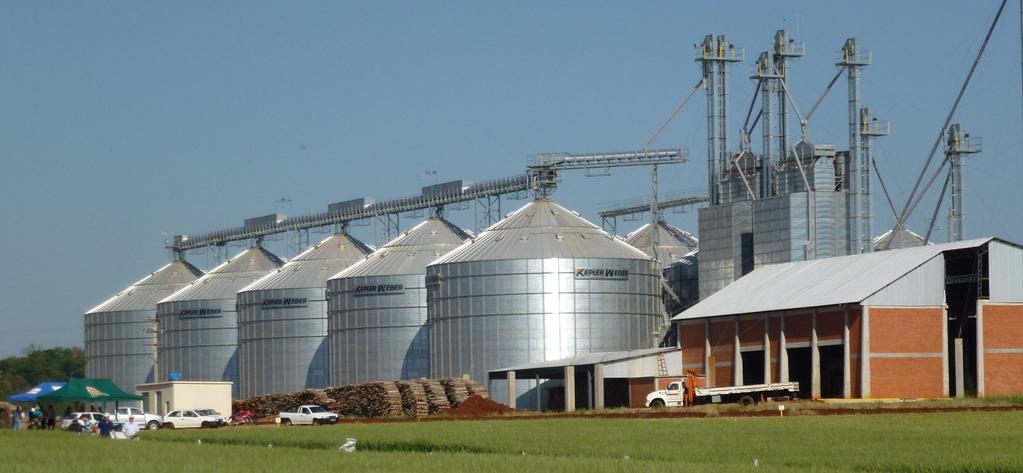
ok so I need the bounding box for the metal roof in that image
[86,260,203,314]
[430,198,652,264]
[873,227,932,250]
[239,232,372,292]
[330,217,470,279]
[160,246,284,303]
[673,237,995,321]
[624,220,699,262]
[489,347,677,372]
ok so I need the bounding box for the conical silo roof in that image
[240,232,373,292]
[624,220,699,262]
[160,246,284,303]
[431,198,651,263]
[331,217,471,279]
[873,227,932,251]
[87,260,204,314]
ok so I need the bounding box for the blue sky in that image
[1,1,1021,356]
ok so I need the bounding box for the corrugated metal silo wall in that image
[156,298,240,397]
[237,288,328,398]
[427,257,661,405]
[84,309,154,401]
[327,274,428,386]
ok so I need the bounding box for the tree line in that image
[0,346,84,400]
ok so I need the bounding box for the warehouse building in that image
[672,237,1023,399]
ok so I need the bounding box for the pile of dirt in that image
[445,395,515,417]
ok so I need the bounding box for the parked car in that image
[106,407,163,430]
[60,412,106,430]
[278,405,339,426]
[161,409,227,429]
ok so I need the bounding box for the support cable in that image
[896,0,1007,226]
[924,170,953,244]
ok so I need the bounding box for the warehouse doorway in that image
[787,347,811,399]
[945,247,987,397]
[819,345,844,398]
[741,350,765,385]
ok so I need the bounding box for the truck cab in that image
[646,381,686,408]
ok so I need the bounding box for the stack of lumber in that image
[235,378,489,420]
[395,381,430,418]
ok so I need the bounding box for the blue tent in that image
[7,381,66,403]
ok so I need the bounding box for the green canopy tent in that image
[38,378,143,414]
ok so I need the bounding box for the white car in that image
[61,412,106,430]
[106,407,163,430]
[278,405,339,426]
[161,409,227,429]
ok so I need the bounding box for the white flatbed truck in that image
[646,375,799,408]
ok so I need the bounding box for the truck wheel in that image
[649,399,666,409]
[163,423,175,430]
[313,418,321,426]
[282,418,292,426]
[737,395,755,407]
[147,420,160,430]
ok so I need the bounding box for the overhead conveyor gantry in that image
[168,148,687,257]
[597,188,709,234]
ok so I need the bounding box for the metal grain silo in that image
[624,220,698,265]
[236,232,372,398]
[85,259,203,397]
[327,217,470,386]
[663,249,699,316]
[427,198,662,406]
[156,246,283,397]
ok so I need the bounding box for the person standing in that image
[12,407,22,431]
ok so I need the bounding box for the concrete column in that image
[811,309,821,399]
[779,313,789,382]
[861,306,871,398]
[704,319,713,387]
[954,338,965,398]
[942,305,949,397]
[564,365,576,412]
[843,306,851,399]
[506,371,516,409]
[763,316,772,384]
[734,317,743,386]
[594,363,605,409]
[976,300,985,397]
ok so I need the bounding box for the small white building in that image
[136,381,233,417]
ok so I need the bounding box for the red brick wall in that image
[785,313,812,343]
[680,323,705,374]
[739,319,765,346]
[768,316,782,383]
[816,310,845,342]
[983,304,1023,396]
[628,377,655,408]
[708,321,735,387]
[848,310,862,398]
[869,307,944,398]
[871,358,945,398]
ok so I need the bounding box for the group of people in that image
[9,404,58,430]
[9,405,139,440]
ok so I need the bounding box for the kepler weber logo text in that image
[354,283,405,296]
[574,268,629,280]
[260,297,309,309]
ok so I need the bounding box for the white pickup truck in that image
[106,407,163,430]
[646,380,800,407]
[278,405,339,426]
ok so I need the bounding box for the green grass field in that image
[2,411,1021,472]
